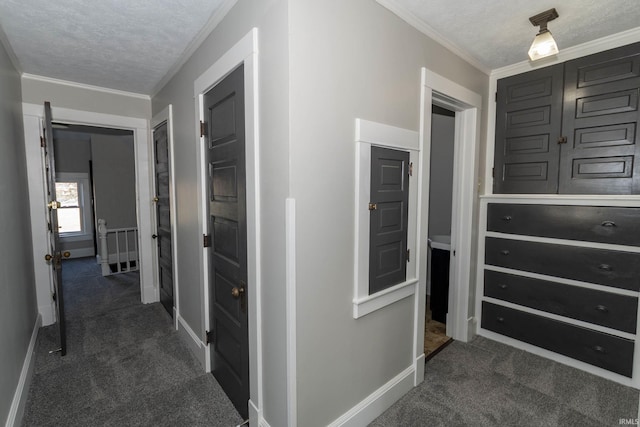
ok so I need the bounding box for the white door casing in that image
[23,103,156,326]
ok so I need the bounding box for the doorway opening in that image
[52,124,137,274]
[415,68,481,377]
[424,105,455,359]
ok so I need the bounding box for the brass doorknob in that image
[153,196,159,203]
[63,251,71,258]
[44,254,53,261]
[231,286,245,299]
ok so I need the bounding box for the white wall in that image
[151,1,290,425]
[0,41,39,425]
[288,1,488,425]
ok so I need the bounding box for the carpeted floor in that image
[22,257,242,427]
[371,336,640,426]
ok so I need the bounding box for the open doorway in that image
[53,124,138,274]
[424,105,455,359]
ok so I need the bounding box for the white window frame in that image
[353,119,420,318]
[56,172,93,241]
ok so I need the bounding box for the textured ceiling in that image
[0,0,227,94]
[381,0,640,71]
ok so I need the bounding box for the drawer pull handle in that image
[595,305,608,313]
[601,220,616,227]
[499,284,508,290]
[593,345,606,354]
[496,317,504,323]
[501,215,512,222]
[500,250,510,256]
[598,264,613,272]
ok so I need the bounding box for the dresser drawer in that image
[487,204,640,246]
[485,270,638,333]
[481,302,634,377]
[485,237,640,291]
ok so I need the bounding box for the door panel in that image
[369,146,410,294]
[153,122,174,316]
[205,64,249,419]
[560,42,640,194]
[43,101,67,356]
[494,64,564,193]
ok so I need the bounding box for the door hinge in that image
[52,292,56,302]
[406,249,410,263]
[205,329,214,345]
[557,136,568,144]
[200,120,207,138]
[408,162,413,177]
[203,234,212,248]
[495,92,498,102]
[368,203,377,211]
[492,167,495,178]
[40,136,45,147]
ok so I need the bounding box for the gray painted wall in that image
[0,42,38,425]
[152,1,290,425]
[91,134,136,229]
[428,112,455,238]
[21,77,151,119]
[289,1,488,425]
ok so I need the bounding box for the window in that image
[56,181,82,233]
[55,173,92,238]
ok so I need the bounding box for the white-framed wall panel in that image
[352,118,420,319]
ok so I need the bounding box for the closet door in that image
[494,64,564,194]
[560,42,640,194]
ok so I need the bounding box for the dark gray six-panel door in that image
[43,101,67,355]
[204,64,249,419]
[494,64,564,194]
[369,146,410,294]
[153,122,174,316]
[560,43,640,194]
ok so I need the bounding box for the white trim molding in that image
[327,364,416,427]
[419,68,482,350]
[375,0,490,75]
[22,74,150,100]
[151,104,180,330]
[22,102,156,326]
[285,198,297,427]
[5,314,41,427]
[177,315,207,368]
[353,118,420,318]
[193,27,263,427]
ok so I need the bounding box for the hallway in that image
[22,258,242,426]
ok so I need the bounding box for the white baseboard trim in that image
[38,303,55,326]
[176,315,206,370]
[328,364,415,427]
[414,353,425,386]
[258,418,272,427]
[5,314,41,427]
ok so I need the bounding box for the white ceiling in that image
[379,0,640,72]
[0,0,230,95]
[1,1,639,95]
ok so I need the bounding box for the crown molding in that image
[376,0,491,76]
[491,27,640,79]
[0,22,22,73]
[151,0,239,97]
[21,73,150,100]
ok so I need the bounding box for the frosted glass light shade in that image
[528,30,559,60]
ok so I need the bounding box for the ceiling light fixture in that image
[528,8,559,61]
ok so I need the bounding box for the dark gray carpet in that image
[22,257,242,427]
[371,336,640,426]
